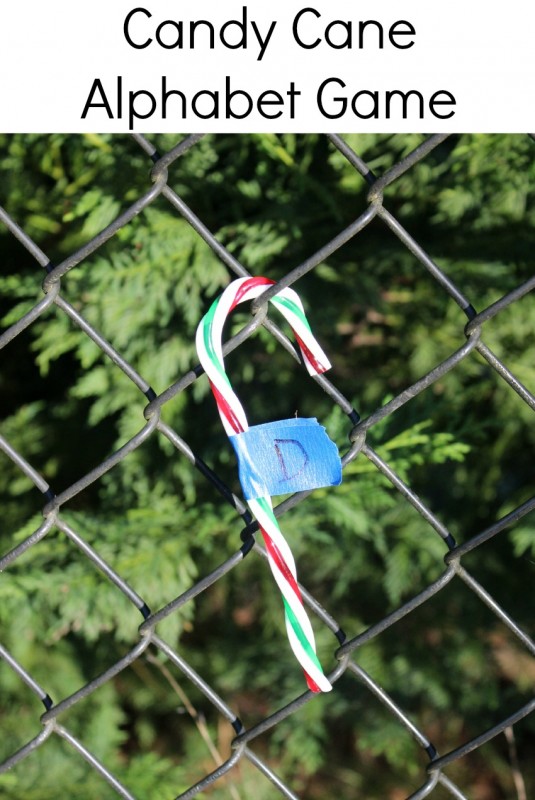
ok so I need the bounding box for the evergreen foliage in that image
[0,134,534,798]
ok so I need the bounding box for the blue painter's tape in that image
[230,418,342,500]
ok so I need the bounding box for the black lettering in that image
[429,90,456,118]
[257,90,284,119]
[317,77,347,119]
[251,19,277,61]
[190,19,215,49]
[220,7,247,49]
[81,78,114,119]
[225,76,253,119]
[123,7,152,49]
[358,20,384,49]
[389,20,416,49]
[286,82,301,118]
[293,7,321,49]
[129,90,156,130]
[117,76,122,119]
[161,77,187,118]
[155,20,182,49]
[351,90,380,119]
[385,89,424,119]
[325,19,352,49]
[192,89,219,119]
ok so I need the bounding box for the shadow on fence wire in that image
[1,133,534,799]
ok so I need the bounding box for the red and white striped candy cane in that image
[196,276,332,693]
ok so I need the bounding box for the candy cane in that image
[196,276,332,693]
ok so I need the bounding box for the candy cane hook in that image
[196,276,334,693]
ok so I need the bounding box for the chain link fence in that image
[1,133,534,799]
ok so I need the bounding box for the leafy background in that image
[0,134,534,799]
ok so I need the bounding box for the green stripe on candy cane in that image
[195,276,333,692]
[251,496,332,693]
[282,597,328,687]
[271,294,313,334]
[202,298,234,390]
[198,294,249,435]
[270,293,331,375]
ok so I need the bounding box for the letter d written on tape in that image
[230,418,342,500]
[274,438,309,482]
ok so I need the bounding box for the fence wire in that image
[0,133,534,800]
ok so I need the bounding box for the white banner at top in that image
[1,0,533,132]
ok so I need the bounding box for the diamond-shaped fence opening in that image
[1,133,534,800]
